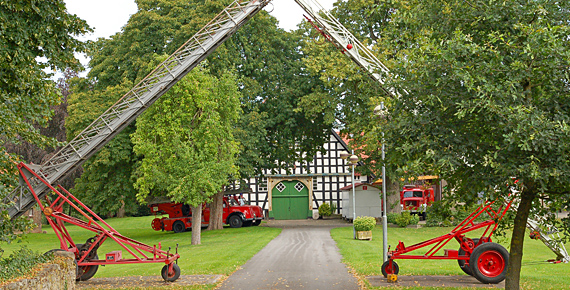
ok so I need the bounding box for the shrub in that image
[330,202,337,214]
[425,201,489,227]
[395,211,419,227]
[0,246,51,282]
[354,216,376,231]
[386,213,399,224]
[318,203,332,217]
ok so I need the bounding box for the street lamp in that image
[341,150,359,239]
[374,102,389,263]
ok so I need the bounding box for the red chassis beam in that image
[17,163,180,270]
[389,197,514,261]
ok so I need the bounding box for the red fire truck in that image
[149,194,263,233]
[400,185,435,219]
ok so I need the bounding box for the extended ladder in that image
[6,0,270,219]
[527,217,570,263]
[294,0,400,97]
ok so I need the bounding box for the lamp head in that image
[349,155,359,165]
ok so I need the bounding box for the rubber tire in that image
[252,219,261,226]
[469,242,508,284]
[76,253,99,281]
[229,215,243,228]
[381,260,399,278]
[172,220,185,233]
[458,238,479,276]
[161,263,181,282]
[243,220,253,227]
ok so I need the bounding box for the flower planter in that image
[357,230,372,240]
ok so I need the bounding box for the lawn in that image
[331,225,570,289]
[2,216,281,289]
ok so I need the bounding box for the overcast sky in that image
[64,0,338,41]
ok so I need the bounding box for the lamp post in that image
[374,102,389,263]
[341,150,359,239]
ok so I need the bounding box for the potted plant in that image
[353,216,376,240]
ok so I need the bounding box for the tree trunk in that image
[191,205,201,245]
[207,191,224,230]
[117,199,126,218]
[505,183,536,290]
[31,204,42,233]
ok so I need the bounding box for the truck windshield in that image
[403,191,423,198]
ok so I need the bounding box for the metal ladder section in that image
[6,0,270,219]
[527,217,570,263]
[294,0,398,97]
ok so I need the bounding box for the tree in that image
[67,0,333,224]
[0,0,90,247]
[376,1,570,288]
[132,66,241,244]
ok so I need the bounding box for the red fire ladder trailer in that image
[5,0,271,282]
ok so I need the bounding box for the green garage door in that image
[272,180,309,220]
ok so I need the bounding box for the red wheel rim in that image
[152,218,161,231]
[385,262,395,274]
[477,250,505,277]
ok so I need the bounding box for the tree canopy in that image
[65,0,334,217]
[0,0,90,245]
[374,1,570,288]
[132,66,241,207]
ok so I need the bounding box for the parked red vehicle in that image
[149,194,263,233]
[400,185,434,219]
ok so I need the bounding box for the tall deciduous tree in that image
[376,1,570,288]
[0,0,90,246]
[132,66,241,244]
[67,0,333,222]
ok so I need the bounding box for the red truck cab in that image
[149,194,263,233]
[400,185,434,218]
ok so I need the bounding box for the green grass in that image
[2,216,280,288]
[331,226,570,290]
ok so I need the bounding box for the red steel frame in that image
[17,163,180,274]
[388,196,514,262]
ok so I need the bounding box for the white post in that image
[352,149,357,239]
[382,132,388,262]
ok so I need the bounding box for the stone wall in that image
[1,251,76,290]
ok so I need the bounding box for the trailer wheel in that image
[458,238,479,276]
[76,254,99,281]
[381,260,399,278]
[469,242,508,284]
[161,263,181,282]
[229,215,243,228]
[151,218,162,231]
[172,221,185,233]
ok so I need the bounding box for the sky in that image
[64,0,338,42]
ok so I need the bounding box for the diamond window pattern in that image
[295,182,305,192]
[276,182,286,192]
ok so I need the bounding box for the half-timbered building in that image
[242,130,372,220]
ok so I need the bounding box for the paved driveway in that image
[217,219,359,290]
